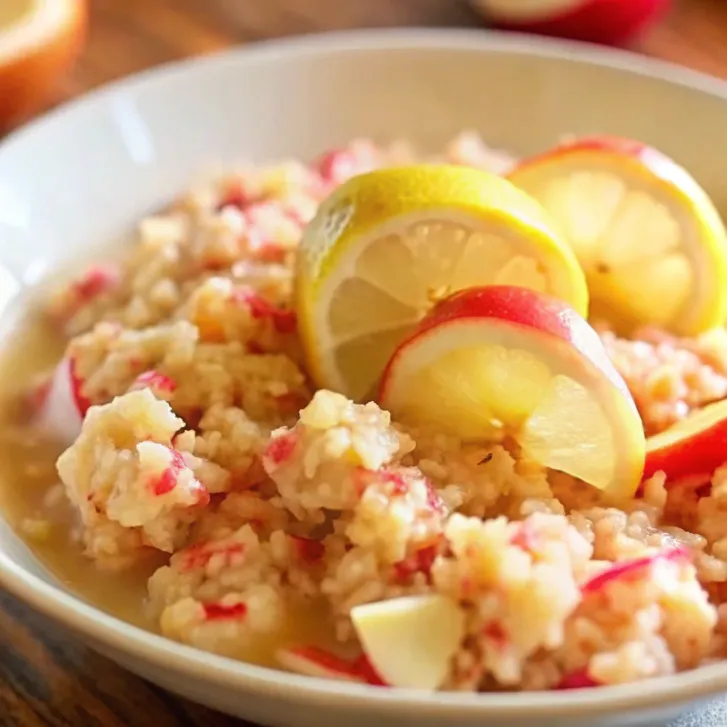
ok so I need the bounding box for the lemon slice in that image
[508,136,727,336]
[296,165,589,399]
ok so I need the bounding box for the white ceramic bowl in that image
[2,28,727,727]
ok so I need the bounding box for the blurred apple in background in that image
[472,0,670,46]
[0,0,87,131]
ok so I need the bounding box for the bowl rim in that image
[2,26,727,718]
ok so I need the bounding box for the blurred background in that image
[2,0,727,132]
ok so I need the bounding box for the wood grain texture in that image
[5,1,727,725]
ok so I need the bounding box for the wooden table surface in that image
[6,1,727,726]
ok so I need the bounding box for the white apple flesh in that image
[351,594,464,690]
[34,356,89,445]
[277,646,368,682]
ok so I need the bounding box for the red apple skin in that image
[555,669,600,690]
[380,285,633,408]
[509,135,697,198]
[69,356,91,416]
[581,547,689,594]
[643,415,727,483]
[280,646,386,685]
[283,646,363,680]
[484,0,669,46]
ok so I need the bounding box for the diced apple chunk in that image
[351,594,464,690]
[34,356,89,445]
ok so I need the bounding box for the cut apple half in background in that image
[379,286,645,500]
[508,136,727,337]
[472,0,669,46]
[643,400,727,482]
[0,0,87,129]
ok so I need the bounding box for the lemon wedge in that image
[296,165,588,399]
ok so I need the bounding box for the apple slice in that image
[350,594,464,690]
[643,400,727,482]
[33,356,89,444]
[277,646,368,683]
[379,286,645,500]
[472,0,668,46]
[277,646,385,686]
[508,136,727,337]
[582,547,690,594]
